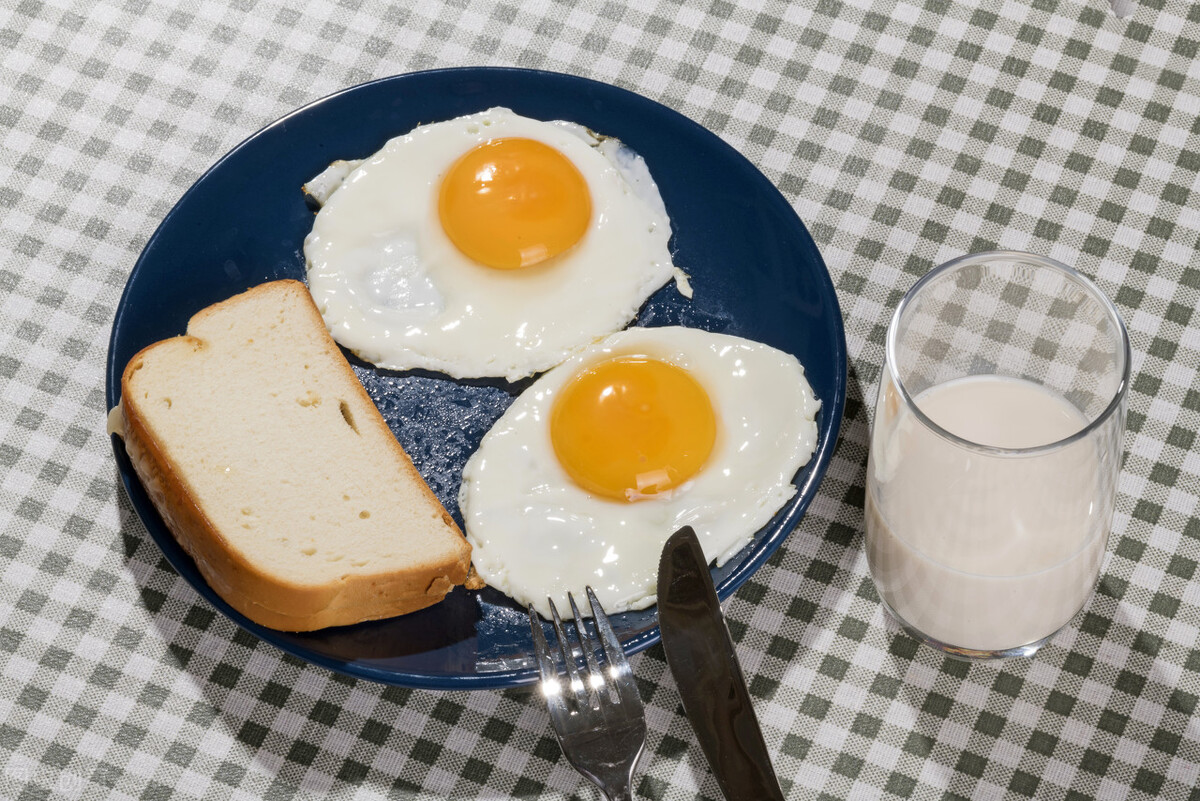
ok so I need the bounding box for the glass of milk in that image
[866,251,1130,659]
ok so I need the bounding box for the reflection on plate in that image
[106,67,847,690]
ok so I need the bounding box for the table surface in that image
[2,0,1198,799]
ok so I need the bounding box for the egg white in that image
[304,107,682,381]
[458,326,821,618]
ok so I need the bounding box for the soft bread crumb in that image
[117,279,471,631]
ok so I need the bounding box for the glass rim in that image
[885,250,1132,457]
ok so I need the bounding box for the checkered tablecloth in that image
[2,0,1198,798]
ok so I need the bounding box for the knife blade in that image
[657,526,785,801]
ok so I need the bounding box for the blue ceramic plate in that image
[106,68,847,690]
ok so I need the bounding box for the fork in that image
[529,587,647,801]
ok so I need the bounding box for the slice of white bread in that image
[115,279,471,631]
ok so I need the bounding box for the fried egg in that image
[458,326,821,618]
[304,107,685,381]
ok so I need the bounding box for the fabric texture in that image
[1,0,1197,798]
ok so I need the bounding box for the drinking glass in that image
[866,251,1130,660]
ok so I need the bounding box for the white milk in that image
[866,375,1109,652]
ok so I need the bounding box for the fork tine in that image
[528,605,568,714]
[568,592,608,702]
[548,597,590,707]
[586,586,642,708]
[532,592,646,801]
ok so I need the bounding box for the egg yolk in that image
[550,356,716,501]
[438,138,591,270]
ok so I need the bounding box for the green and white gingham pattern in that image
[891,255,1127,413]
[2,0,1199,798]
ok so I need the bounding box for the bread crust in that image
[118,280,471,632]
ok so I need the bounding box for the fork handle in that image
[599,784,633,801]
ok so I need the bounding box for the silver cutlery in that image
[529,588,647,801]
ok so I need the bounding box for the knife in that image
[657,526,786,801]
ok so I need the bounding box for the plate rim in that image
[106,66,848,690]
